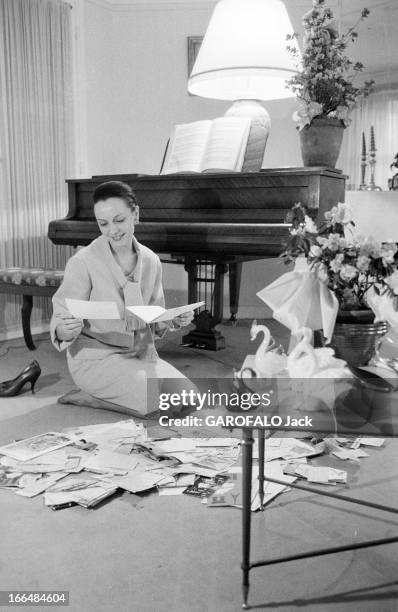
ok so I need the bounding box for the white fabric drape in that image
[338,90,398,191]
[0,0,74,335]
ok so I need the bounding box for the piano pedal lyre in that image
[182,258,240,350]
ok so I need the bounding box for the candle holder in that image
[359,131,367,190]
[366,126,382,191]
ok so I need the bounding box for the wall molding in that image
[85,0,215,11]
[283,0,397,15]
[364,69,398,93]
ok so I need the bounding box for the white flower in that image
[340,264,358,282]
[382,251,395,266]
[359,236,382,258]
[329,105,351,126]
[380,244,397,266]
[330,253,344,272]
[314,262,329,283]
[304,215,318,233]
[386,270,398,293]
[319,233,346,252]
[356,255,370,273]
[324,202,353,225]
[290,226,305,236]
[317,236,327,247]
[292,100,323,130]
[309,245,322,257]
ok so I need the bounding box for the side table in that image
[240,428,398,609]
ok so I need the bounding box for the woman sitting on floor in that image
[51,180,196,416]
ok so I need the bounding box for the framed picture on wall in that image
[187,36,203,79]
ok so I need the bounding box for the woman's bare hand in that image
[172,311,194,328]
[55,314,84,341]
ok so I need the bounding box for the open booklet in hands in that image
[126,301,204,324]
[65,297,204,322]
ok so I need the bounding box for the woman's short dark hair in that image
[93,181,138,211]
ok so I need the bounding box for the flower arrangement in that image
[282,202,398,313]
[390,153,398,172]
[286,0,374,130]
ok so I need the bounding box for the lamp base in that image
[225,100,270,172]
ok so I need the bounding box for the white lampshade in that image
[188,0,298,101]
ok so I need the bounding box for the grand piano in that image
[48,167,346,349]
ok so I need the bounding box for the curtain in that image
[0,0,74,335]
[339,89,398,192]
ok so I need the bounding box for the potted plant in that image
[286,0,374,168]
[281,202,398,364]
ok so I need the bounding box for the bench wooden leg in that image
[21,294,36,350]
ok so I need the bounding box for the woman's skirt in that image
[67,350,194,416]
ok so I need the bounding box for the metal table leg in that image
[258,429,265,510]
[241,427,254,609]
[243,441,398,608]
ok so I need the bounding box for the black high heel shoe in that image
[0,361,41,397]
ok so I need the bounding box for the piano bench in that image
[0,268,64,350]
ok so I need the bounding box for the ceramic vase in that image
[299,116,345,168]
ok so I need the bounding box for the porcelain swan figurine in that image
[287,328,317,378]
[287,327,349,378]
[250,320,287,377]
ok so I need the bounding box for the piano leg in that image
[182,259,227,350]
[228,262,242,325]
